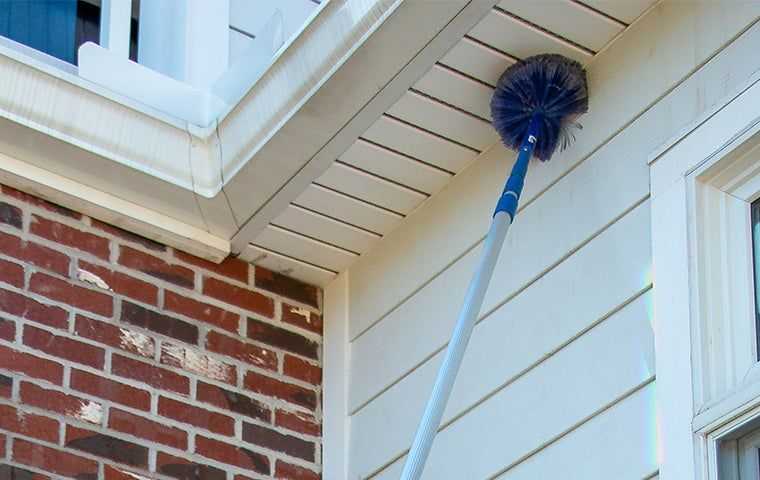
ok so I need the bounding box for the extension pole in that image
[399,116,540,480]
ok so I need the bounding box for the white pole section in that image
[399,210,512,479]
[99,0,132,58]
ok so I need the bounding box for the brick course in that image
[0,185,323,479]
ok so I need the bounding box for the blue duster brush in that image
[400,54,588,480]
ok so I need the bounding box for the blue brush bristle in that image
[490,54,588,161]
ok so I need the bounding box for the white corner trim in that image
[323,272,350,480]
[0,152,230,262]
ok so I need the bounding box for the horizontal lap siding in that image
[346,1,760,339]
[344,2,760,479]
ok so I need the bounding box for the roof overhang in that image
[0,0,497,271]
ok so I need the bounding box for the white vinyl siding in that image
[336,3,760,479]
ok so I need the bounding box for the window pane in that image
[752,200,760,360]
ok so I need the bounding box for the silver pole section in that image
[399,210,512,480]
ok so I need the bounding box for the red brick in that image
[0,433,4,458]
[30,272,113,317]
[0,374,11,398]
[109,408,187,450]
[112,354,190,395]
[156,452,226,480]
[235,476,255,480]
[70,369,150,411]
[0,201,22,228]
[0,318,14,341]
[195,435,269,475]
[118,246,193,288]
[75,314,155,358]
[121,301,198,345]
[242,422,315,461]
[283,355,321,386]
[2,185,81,220]
[164,290,239,333]
[275,460,320,480]
[175,250,249,283]
[275,409,320,437]
[77,260,158,305]
[0,231,69,276]
[0,465,48,480]
[206,330,277,371]
[0,465,49,480]
[255,267,319,308]
[13,439,98,478]
[0,404,59,442]
[30,215,109,260]
[66,425,149,468]
[92,219,165,252]
[20,381,103,425]
[282,304,323,335]
[0,258,23,288]
[203,277,274,317]
[196,381,271,422]
[104,464,155,480]
[23,325,105,369]
[160,343,237,385]
[247,318,319,360]
[0,288,68,330]
[158,396,234,436]
[0,344,63,384]
[244,371,317,410]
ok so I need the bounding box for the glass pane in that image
[752,200,760,359]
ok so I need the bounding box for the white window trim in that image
[650,67,760,479]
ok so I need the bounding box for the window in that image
[0,0,138,65]
[753,199,760,359]
[650,72,760,479]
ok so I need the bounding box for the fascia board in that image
[0,150,230,262]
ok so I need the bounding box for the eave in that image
[0,0,658,286]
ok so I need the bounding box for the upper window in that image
[753,199,760,359]
[0,0,137,65]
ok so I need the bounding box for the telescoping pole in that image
[399,116,540,480]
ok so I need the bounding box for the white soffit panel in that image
[248,0,654,286]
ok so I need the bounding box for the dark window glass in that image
[0,0,137,65]
[752,200,760,359]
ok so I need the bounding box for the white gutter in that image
[0,0,409,198]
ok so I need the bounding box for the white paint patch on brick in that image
[119,329,155,357]
[112,466,152,480]
[290,305,312,324]
[77,268,112,291]
[73,400,103,424]
[161,343,234,382]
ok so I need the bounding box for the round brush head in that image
[490,54,589,161]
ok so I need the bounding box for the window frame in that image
[650,69,760,479]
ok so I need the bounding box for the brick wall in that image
[0,185,323,480]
